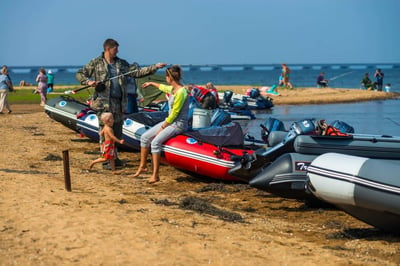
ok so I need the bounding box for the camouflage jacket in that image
[76,53,158,112]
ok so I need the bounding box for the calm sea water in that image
[7,63,400,91]
[243,99,400,137]
[9,64,400,135]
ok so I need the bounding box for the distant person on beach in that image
[35,68,48,106]
[188,83,217,109]
[76,38,166,169]
[374,68,384,91]
[133,65,190,184]
[46,70,54,93]
[281,63,293,89]
[360,73,373,90]
[205,82,220,105]
[19,80,33,86]
[316,72,328,87]
[0,66,14,114]
[2,65,14,89]
[89,112,124,174]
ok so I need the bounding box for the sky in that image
[1,0,400,67]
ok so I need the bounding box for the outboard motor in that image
[223,90,233,104]
[260,117,286,143]
[249,88,261,99]
[229,118,317,181]
[210,109,232,127]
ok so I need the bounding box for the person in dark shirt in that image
[316,72,328,88]
[374,68,384,91]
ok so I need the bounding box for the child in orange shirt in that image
[89,112,124,174]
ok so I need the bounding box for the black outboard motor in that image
[229,118,317,181]
[249,88,261,99]
[223,90,233,104]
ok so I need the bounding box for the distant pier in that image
[7,63,400,74]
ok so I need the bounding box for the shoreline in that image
[14,85,400,107]
[214,85,399,105]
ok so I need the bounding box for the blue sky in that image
[1,0,399,66]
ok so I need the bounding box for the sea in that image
[8,63,400,136]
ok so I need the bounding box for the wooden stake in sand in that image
[62,150,72,192]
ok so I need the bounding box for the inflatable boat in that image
[247,133,400,200]
[45,96,260,181]
[249,152,318,199]
[77,111,258,181]
[218,90,274,110]
[307,153,400,233]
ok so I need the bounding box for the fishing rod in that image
[64,67,149,95]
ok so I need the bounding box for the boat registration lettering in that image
[294,161,311,171]
[186,138,198,145]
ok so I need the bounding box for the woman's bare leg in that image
[148,153,161,184]
[133,147,150,177]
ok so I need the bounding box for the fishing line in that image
[385,117,400,127]
[329,71,355,81]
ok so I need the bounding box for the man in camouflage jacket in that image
[76,38,166,167]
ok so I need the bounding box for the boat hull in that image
[307,153,400,232]
[162,134,254,181]
[76,110,255,181]
[249,153,317,199]
[247,133,400,200]
[294,134,400,159]
[76,111,167,150]
[44,96,90,132]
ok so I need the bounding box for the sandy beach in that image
[1,88,399,265]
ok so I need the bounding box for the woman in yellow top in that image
[133,65,190,184]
